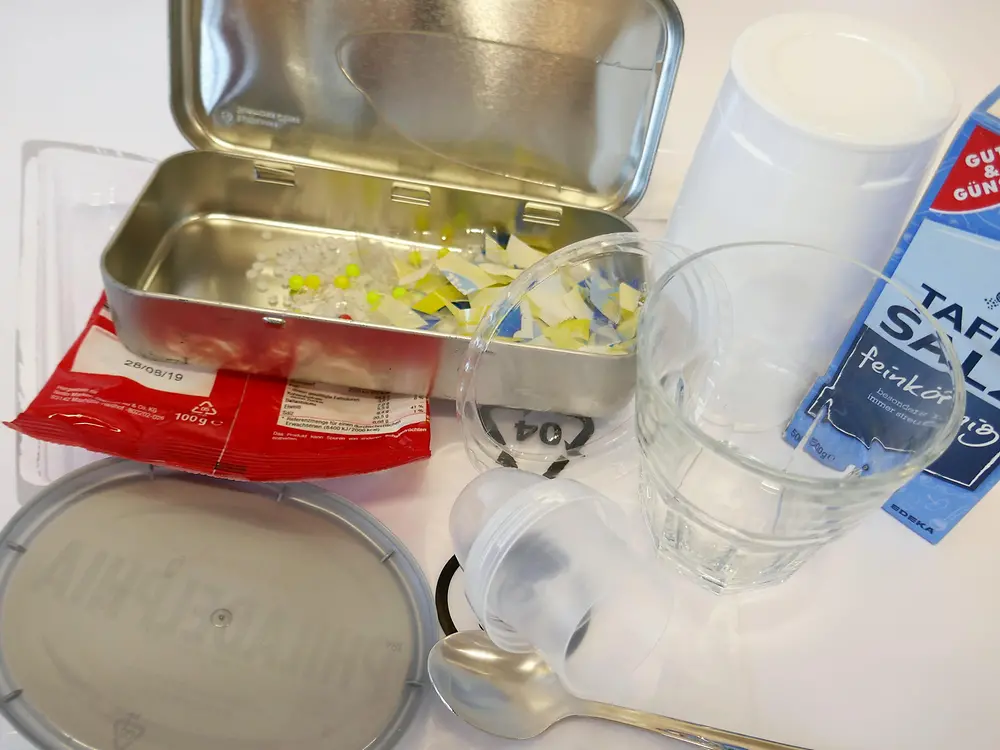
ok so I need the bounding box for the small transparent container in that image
[457,233,678,495]
[450,468,672,697]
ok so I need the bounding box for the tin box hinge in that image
[523,202,563,227]
[254,161,296,187]
[391,182,432,207]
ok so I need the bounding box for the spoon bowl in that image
[428,630,813,750]
[428,629,572,740]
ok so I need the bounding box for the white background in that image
[1,1,999,749]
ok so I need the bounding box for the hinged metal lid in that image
[169,0,683,214]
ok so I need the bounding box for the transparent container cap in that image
[457,233,683,491]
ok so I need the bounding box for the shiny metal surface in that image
[101,0,682,414]
[101,151,635,415]
[428,631,813,750]
[170,0,683,213]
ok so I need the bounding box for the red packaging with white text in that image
[7,297,431,481]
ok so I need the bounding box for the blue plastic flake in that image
[583,277,616,314]
[416,312,441,330]
[590,307,614,332]
[440,271,482,297]
[496,306,523,338]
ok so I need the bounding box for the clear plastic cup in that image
[637,241,966,593]
[456,233,675,497]
[451,468,672,697]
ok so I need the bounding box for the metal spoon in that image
[428,630,812,750]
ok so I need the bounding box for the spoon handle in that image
[584,702,813,750]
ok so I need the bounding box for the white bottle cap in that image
[732,12,957,148]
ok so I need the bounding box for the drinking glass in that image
[637,241,965,593]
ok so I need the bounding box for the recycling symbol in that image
[191,401,218,416]
[113,713,145,750]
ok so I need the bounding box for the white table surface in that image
[2,2,1000,749]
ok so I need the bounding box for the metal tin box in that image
[102,0,683,416]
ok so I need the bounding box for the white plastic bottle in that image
[661,13,957,276]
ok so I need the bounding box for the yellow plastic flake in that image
[443,299,485,334]
[288,274,305,292]
[562,318,592,340]
[413,288,464,314]
[393,256,430,288]
[436,254,498,295]
[469,286,509,311]
[561,265,589,287]
[619,282,641,314]
[437,247,451,259]
[345,263,361,278]
[600,299,622,325]
[542,319,590,350]
[366,291,383,308]
[409,250,423,267]
[617,315,639,341]
[392,286,407,300]
[506,235,547,269]
[562,287,593,320]
[478,263,522,280]
[304,274,322,290]
[415,273,449,294]
[526,277,574,326]
[334,275,350,289]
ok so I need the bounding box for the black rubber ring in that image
[435,554,463,636]
[436,409,596,634]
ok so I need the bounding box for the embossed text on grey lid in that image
[31,539,408,691]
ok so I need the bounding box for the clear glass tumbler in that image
[637,242,966,593]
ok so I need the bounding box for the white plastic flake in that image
[253,231,643,351]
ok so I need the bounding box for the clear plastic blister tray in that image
[16,142,156,502]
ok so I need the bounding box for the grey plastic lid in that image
[0,459,436,750]
[169,0,684,214]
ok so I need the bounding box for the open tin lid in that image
[169,0,683,214]
[0,459,436,750]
